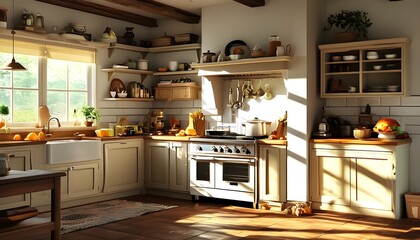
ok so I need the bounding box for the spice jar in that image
[268,35,281,56]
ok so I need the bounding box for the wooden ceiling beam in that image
[36,0,158,27]
[234,0,265,8]
[106,0,200,24]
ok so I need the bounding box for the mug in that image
[276,44,292,56]
[169,61,178,71]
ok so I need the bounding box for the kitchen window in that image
[0,38,95,126]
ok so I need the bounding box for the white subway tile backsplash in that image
[329,107,360,116]
[370,107,390,115]
[108,108,125,115]
[124,109,149,115]
[401,96,420,106]
[358,97,381,106]
[346,98,358,106]
[326,98,346,106]
[381,97,401,106]
[162,109,181,115]
[390,107,420,116]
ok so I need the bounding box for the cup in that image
[110,91,116,98]
[169,61,178,71]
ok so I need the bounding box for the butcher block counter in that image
[310,137,411,145]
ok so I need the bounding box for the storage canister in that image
[137,59,148,70]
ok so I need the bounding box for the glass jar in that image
[123,27,135,45]
[268,35,281,56]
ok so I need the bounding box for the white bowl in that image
[229,54,243,60]
[385,54,397,59]
[373,65,382,70]
[117,92,127,98]
[343,55,357,61]
[366,55,379,60]
[366,51,378,56]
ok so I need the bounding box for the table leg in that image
[51,176,61,240]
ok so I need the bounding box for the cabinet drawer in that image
[154,86,199,100]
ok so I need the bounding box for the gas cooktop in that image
[203,132,267,140]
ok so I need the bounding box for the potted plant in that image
[79,105,101,127]
[0,104,9,128]
[324,10,373,42]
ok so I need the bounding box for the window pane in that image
[13,90,38,123]
[69,62,88,90]
[13,55,38,89]
[47,91,66,120]
[0,70,11,87]
[69,92,87,118]
[0,89,11,122]
[47,59,67,90]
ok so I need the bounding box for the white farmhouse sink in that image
[46,139,101,164]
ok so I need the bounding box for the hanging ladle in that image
[226,88,233,108]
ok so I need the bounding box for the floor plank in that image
[47,195,420,239]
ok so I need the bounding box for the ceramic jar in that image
[123,27,135,45]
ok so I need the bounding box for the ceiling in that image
[35,0,265,27]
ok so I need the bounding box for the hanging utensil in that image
[226,88,233,108]
[233,81,241,109]
[264,79,273,100]
[256,79,265,97]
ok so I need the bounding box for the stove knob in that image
[241,146,251,154]
[211,146,218,152]
[233,146,240,153]
[224,146,232,153]
[218,147,224,152]
[195,145,203,151]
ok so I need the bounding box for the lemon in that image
[38,132,45,141]
[24,132,38,141]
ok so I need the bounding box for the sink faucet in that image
[47,117,61,134]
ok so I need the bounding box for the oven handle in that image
[213,157,255,163]
[190,156,215,161]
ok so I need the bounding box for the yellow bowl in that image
[353,128,371,139]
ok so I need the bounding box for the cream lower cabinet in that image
[46,161,100,201]
[0,148,31,210]
[144,141,189,192]
[103,139,143,193]
[258,145,287,206]
[309,142,410,219]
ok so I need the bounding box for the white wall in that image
[201,0,310,201]
[321,0,420,191]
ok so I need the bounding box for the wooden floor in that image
[40,195,420,239]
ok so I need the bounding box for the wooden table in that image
[0,170,66,240]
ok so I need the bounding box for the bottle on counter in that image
[268,35,281,56]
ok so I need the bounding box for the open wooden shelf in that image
[101,68,153,81]
[153,70,198,76]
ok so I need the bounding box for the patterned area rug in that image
[40,199,176,234]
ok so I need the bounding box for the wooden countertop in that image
[0,140,47,147]
[311,137,412,145]
[257,139,287,145]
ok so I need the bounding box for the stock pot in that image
[243,117,270,137]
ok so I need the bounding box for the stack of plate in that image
[368,86,386,92]
[387,85,400,92]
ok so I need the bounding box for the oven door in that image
[189,155,215,188]
[214,157,255,192]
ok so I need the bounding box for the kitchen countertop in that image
[0,140,47,147]
[257,139,287,145]
[311,137,411,145]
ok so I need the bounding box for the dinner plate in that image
[110,78,125,92]
[224,40,248,56]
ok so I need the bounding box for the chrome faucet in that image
[47,117,61,134]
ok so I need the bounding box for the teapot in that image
[0,153,11,176]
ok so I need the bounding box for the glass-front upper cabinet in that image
[319,38,410,98]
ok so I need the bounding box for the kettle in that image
[0,153,11,176]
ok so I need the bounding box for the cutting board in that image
[36,105,50,128]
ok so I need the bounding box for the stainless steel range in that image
[189,135,258,208]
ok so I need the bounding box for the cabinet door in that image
[0,150,31,210]
[68,162,100,199]
[103,141,142,193]
[351,157,392,210]
[145,141,170,189]
[169,142,189,192]
[47,162,100,201]
[310,150,351,206]
[259,145,286,202]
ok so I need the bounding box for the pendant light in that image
[3,0,26,71]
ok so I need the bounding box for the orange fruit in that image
[24,132,38,141]
[38,132,45,141]
[13,134,22,141]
